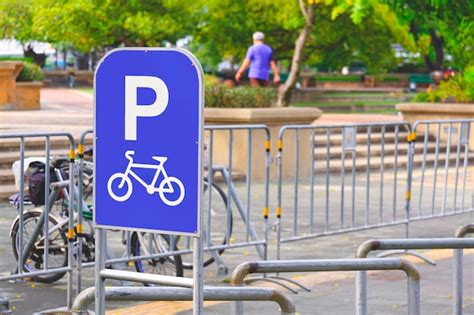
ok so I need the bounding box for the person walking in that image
[235,31,280,87]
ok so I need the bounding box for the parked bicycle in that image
[9,161,183,283]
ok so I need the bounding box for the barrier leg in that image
[408,276,421,315]
[454,248,463,315]
[355,270,367,315]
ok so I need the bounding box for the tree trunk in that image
[429,28,444,70]
[275,1,315,107]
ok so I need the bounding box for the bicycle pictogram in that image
[107,150,185,206]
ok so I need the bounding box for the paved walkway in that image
[0,88,401,138]
[0,88,93,137]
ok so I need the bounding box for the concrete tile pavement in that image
[0,88,93,137]
[0,88,401,138]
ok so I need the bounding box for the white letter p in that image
[125,75,169,141]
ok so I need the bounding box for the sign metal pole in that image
[95,228,106,315]
[193,235,204,314]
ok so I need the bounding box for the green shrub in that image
[204,74,220,87]
[413,69,473,103]
[205,85,275,108]
[17,62,44,82]
[412,91,440,103]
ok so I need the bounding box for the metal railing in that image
[406,119,474,223]
[275,122,412,259]
[231,258,420,315]
[0,131,76,308]
[355,237,474,315]
[161,124,272,274]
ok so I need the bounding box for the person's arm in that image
[270,60,280,83]
[235,58,251,82]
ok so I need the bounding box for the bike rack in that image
[231,258,421,315]
[356,237,474,315]
[67,286,295,315]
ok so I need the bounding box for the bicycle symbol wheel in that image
[107,173,133,202]
[158,176,185,206]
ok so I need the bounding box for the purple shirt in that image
[245,43,273,80]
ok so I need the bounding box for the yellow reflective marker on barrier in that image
[276,207,282,218]
[407,132,417,142]
[76,223,83,234]
[405,191,411,200]
[68,227,75,240]
[69,148,75,161]
[277,139,283,151]
[78,144,85,156]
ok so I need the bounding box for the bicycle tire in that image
[11,211,68,283]
[180,180,232,269]
[130,232,183,286]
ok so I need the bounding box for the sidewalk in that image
[0,88,402,137]
[110,249,474,315]
[0,88,93,137]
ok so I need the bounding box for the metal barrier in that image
[380,119,474,262]
[406,119,474,222]
[0,131,77,308]
[275,122,412,260]
[231,258,420,315]
[157,124,272,274]
[454,224,474,315]
[71,286,294,315]
[355,237,474,315]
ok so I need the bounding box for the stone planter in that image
[396,102,474,149]
[15,81,43,110]
[205,107,322,180]
[0,62,23,110]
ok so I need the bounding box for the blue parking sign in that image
[94,48,203,235]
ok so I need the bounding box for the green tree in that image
[0,0,34,43]
[386,0,474,70]
[276,0,414,106]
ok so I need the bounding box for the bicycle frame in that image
[121,159,174,194]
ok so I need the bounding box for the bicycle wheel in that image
[11,211,68,283]
[107,173,132,202]
[158,176,185,206]
[130,232,183,286]
[180,180,231,269]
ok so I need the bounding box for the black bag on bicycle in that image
[28,161,68,206]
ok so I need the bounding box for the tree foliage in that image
[386,0,474,70]
[0,0,471,72]
[0,0,200,53]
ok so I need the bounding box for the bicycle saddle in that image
[152,156,167,163]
